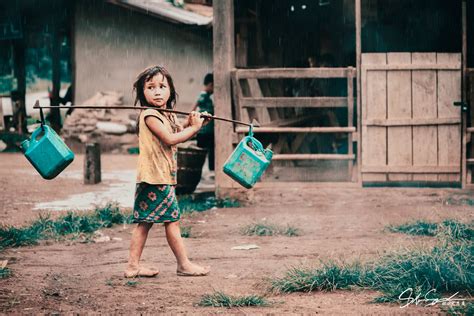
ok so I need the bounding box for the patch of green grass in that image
[199,291,270,308]
[282,226,300,237]
[270,262,365,293]
[271,222,473,304]
[124,280,139,287]
[444,196,474,206]
[242,223,277,236]
[0,203,133,250]
[105,279,114,287]
[388,220,438,236]
[0,214,52,248]
[388,219,473,240]
[241,223,300,237]
[181,226,192,238]
[445,301,474,316]
[368,239,473,302]
[438,220,474,241]
[0,267,11,279]
[178,193,240,213]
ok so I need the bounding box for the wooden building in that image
[213,0,474,196]
[0,0,212,134]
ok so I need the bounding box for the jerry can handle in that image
[245,124,267,154]
[30,124,49,145]
[244,135,263,150]
[248,124,254,138]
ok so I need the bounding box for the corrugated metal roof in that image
[107,0,212,26]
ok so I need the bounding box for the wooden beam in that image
[235,67,356,79]
[241,97,349,108]
[361,54,389,182]
[230,71,243,121]
[362,64,461,71]
[235,21,248,68]
[353,132,359,142]
[363,118,460,127]
[260,114,317,127]
[347,69,355,182]
[469,72,474,183]
[233,133,366,145]
[214,0,235,191]
[362,166,459,174]
[247,78,273,123]
[235,126,356,133]
[231,132,240,144]
[273,154,356,160]
[462,0,468,187]
[251,182,361,189]
[355,0,361,186]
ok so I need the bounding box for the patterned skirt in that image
[133,183,180,223]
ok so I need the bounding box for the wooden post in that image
[214,0,235,193]
[12,40,27,135]
[462,0,468,187]
[469,72,474,186]
[235,22,248,68]
[50,23,62,133]
[355,0,362,186]
[347,68,354,181]
[84,142,101,184]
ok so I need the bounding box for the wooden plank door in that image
[361,53,462,183]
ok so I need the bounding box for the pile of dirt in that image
[61,91,138,153]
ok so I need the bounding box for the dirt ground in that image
[0,153,473,314]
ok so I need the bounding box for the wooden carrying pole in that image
[33,100,256,127]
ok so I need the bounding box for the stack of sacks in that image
[61,91,138,153]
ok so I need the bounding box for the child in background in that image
[192,73,214,171]
[125,65,211,278]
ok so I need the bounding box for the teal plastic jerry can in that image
[21,125,74,179]
[223,127,273,189]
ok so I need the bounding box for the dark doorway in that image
[0,0,73,134]
[362,0,461,53]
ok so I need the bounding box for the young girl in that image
[125,65,210,278]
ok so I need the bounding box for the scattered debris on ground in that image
[231,244,260,250]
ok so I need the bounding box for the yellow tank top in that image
[136,109,178,185]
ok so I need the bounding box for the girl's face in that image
[144,74,171,108]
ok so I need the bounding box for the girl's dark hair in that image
[133,65,178,134]
[133,65,178,110]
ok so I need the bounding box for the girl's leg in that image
[125,222,159,277]
[164,221,210,276]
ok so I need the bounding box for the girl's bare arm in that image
[145,115,202,146]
